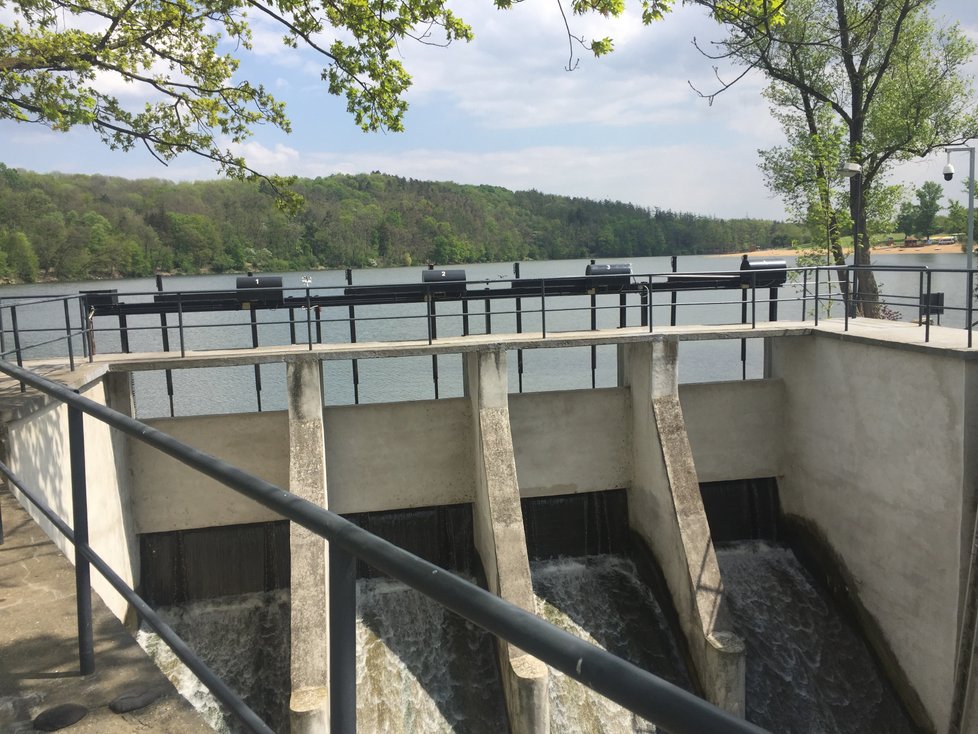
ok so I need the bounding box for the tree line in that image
[0,166,803,283]
[896,180,976,241]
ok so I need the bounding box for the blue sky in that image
[1,0,976,220]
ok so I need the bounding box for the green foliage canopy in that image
[710,0,978,312]
[913,180,944,238]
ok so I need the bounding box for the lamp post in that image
[840,161,862,316]
[944,145,975,275]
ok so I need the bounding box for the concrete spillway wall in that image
[127,379,783,532]
[4,323,977,732]
[770,334,978,732]
[3,372,139,623]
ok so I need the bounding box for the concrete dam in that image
[3,305,977,732]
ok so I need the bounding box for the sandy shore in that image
[720,243,968,258]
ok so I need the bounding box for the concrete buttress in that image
[286,358,330,733]
[622,338,746,715]
[464,349,549,734]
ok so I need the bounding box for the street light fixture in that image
[942,145,975,276]
[840,161,862,316]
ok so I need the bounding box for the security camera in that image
[944,163,955,181]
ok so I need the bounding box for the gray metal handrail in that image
[0,357,767,734]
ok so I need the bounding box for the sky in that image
[1,0,977,221]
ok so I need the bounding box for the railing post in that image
[63,299,75,371]
[306,289,313,351]
[918,271,925,327]
[740,277,748,381]
[541,279,547,338]
[68,403,95,675]
[925,270,933,343]
[590,289,597,389]
[751,272,757,328]
[177,296,186,358]
[289,307,297,346]
[801,269,808,322]
[0,301,6,362]
[119,313,130,354]
[640,283,649,328]
[329,545,357,734]
[844,268,850,332]
[814,268,820,326]
[249,307,262,412]
[514,264,523,393]
[670,256,678,327]
[11,305,24,392]
[484,291,492,335]
[428,289,439,398]
[77,299,89,360]
[158,309,175,418]
[346,269,360,406]
[86,307,95,361]
[968,269,974,349]
[648,277,654,332]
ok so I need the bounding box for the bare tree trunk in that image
[853,207,881,317]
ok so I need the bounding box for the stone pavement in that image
[0,486,212,733]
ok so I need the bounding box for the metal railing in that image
[0,358,766,733]
[0,262,973,407]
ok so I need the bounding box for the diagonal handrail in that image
[0,358,767,734]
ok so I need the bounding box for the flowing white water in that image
[532,555,693,734]
[135,547,918,733]
[356,576,507,733]
[136,590,290,734]
[717,542,917,733]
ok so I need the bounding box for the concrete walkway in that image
[0,487,211,733]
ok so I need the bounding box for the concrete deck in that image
[0,487,211,733]
[0,319,972,388]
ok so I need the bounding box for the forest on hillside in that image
[0,165,803,283]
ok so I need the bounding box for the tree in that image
[897,199,918,237]
[914,181,944,238]
[0,0,474,201]
[759,95,848,267]
[1,230,39,282]
[702,0,978,315]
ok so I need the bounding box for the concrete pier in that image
[622,338,745,713]
[465,349,550,734]
[286,358,330,732]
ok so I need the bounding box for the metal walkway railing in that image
[0,358,766,734]
[0,262,972,403]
